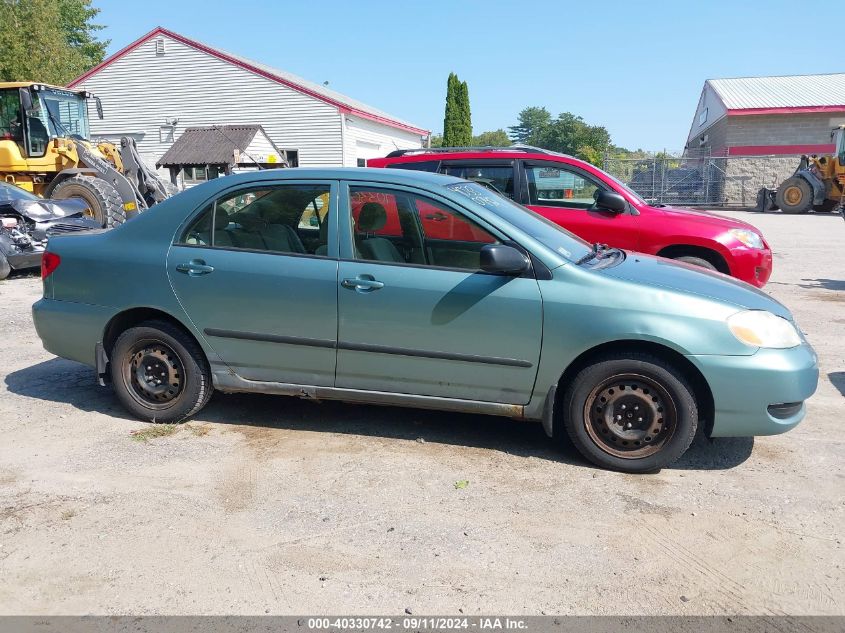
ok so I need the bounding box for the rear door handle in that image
[341,275,384,292]
[176,259,214,276]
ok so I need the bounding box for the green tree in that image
[57,0,109,70]
[531,112,610,166]
[442,72,471,147]
[471,129,510,147]
[0,0,109,85]
[508,106,551,143]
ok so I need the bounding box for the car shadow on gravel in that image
[829,372,845,397]
[798,278,845,291]
[6,358,753,471]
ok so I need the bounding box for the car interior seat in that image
[356,202,405,263]
[314,214,330,256]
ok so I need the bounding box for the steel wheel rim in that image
[583,373,678,459]
[123,338,185,410]
[784,186,803,206]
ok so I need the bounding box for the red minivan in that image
[369,147,773,287]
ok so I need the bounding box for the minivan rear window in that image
[385,160,440,173]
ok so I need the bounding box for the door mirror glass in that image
[479,244,529,275]
[95,96,103,120]
[595,190,627,213]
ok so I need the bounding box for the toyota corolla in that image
[32,168,818,472]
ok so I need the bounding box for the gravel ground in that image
[0,210,842,616]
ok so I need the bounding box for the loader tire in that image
[815,199,839,213]
[774,177,813,214]
[50,175,125,228]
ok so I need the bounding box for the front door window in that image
[349,186,499,270]
[524,164,602,209]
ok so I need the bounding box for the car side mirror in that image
[95,96,104,120]
[18,88,33,114]
[480,244,530,275]
[595,190,627,213]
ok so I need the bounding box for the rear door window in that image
[179,184,333,256]
[440,164,516,200]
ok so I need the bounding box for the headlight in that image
[728,228,764,249]
[727,310,801,348]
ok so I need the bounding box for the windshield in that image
[0,182,39,202]
[35,88,90,138]
[446,181,592,262]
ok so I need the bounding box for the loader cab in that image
[834,126,845,165]
[0,83,95,158]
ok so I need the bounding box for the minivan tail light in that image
[41,252,61,279]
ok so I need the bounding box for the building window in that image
[284,149,299,167]
[182,165,224,183]
[699,107,708,127]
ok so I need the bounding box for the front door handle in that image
[176,259,214,276]
[341,275,384,292]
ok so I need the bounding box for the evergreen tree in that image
[456,78,471,145]
[442,73,472,147]
[508,106,551,143]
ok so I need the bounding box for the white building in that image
[68,27,429,170]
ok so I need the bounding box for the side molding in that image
[213,372,527,419]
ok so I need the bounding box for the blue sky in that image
[93,0,841,151]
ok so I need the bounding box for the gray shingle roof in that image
[157,124,273,167]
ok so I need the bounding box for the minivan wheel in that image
[673,255,717,272]
[562,353,698,472]
[110,320,212,423]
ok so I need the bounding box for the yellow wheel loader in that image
[0,82,173,227]
[760,126,845,214]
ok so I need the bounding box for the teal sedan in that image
[32,168,818,472]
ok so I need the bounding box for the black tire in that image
[814,199,839,213]
[561,353,698,473]
[775,177,813,214]
[50,175,125,228]
[0,250,10,280]
[672,255,718,272]
[110,320,212,423]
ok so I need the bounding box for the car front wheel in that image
[562,353,698,472]
[110,320,213,423]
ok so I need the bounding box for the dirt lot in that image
[0,210,842,616]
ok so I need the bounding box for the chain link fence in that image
[603,150,802,208]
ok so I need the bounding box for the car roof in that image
[378,145,578,162]
[218,167,467,187]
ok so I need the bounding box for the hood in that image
[598,252,791,319]
[2,198,90,222]
[651,204,758,230]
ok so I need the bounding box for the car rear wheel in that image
[561,353,698,472]
[672,255,718,272]
[110,320,212,423]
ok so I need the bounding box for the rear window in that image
[385,160,440,173]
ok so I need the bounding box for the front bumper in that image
[688,343,818,437]
[728,246,773,288]
[32,298,117,367]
